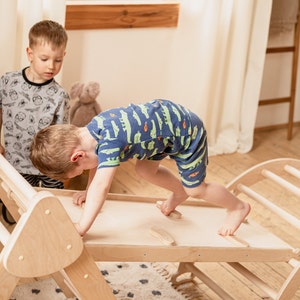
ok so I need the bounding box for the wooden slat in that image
[259,97,291,106]
[86,244,296,263]
[65,4,180,30]
[0,154,36,212]
[0,222,10,246]
[261,169,300,197]
[285,165,300,179]
[237,183,300,231]
[266,46,295,53]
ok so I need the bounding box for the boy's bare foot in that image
[160,192,188,216]
[218,202,251,236]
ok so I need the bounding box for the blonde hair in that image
[29,20,68,49]
[30,124,80,180]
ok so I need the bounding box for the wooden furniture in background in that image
[259,4,300,140]
[65,3,180,30]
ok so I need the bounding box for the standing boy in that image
[0,20,70,188]
[30,99,250,236]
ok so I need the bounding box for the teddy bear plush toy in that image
[69,81,102,127]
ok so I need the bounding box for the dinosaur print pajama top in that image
[87,99,208,187]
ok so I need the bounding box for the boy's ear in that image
[26,47,33,62]
[70,151,84,162]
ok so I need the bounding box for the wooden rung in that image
[261,169,300,197]
[0,222,10,246]
[6,187,27,214]
[0,154,36,211]
[237,183,300,230]
[266,46,295,53]
[259,97,291,106]
[289,258,300,268]
[285,165,300,179]
[228,262,276,298]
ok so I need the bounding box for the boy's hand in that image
[73,190,87,207]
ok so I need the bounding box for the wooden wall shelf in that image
[65,4,179,30]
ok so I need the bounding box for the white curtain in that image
[0,0,66,81]
[197,0,272,155]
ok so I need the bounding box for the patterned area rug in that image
[10,262,202,300]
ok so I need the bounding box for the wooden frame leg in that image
[0,261,19,300]
[276,262,300,299]
[51,271,76,298]
[172,263,235,300]
[63,247,115,299]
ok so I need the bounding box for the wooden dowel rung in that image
[0,154,37,211]
[261,169,300,197]
[237,184,300,230]
[0,222,10,246]
[285,165,300,179]
[289,258,300,268]
[1,182,27,213]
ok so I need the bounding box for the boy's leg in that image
[135,159,188,213]
[184,181,251,236]
[135,160,250,235]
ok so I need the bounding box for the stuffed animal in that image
[69,81,102,127]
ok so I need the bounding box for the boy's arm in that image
[87,166,97,187]
[75,166,118,236]
[72,167,97,206]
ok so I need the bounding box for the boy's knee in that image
[184,182,207,198]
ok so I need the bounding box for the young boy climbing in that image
[30,99,250,236]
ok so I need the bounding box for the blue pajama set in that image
[87,99,208,188]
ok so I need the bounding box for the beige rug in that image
[10,262,203,300]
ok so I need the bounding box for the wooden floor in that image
[68,126,300,300]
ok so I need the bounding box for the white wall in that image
[61,1,228,120]
[62,1,300,128]
[62,27,179,109]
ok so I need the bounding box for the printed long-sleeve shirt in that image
[0,68,70,174]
